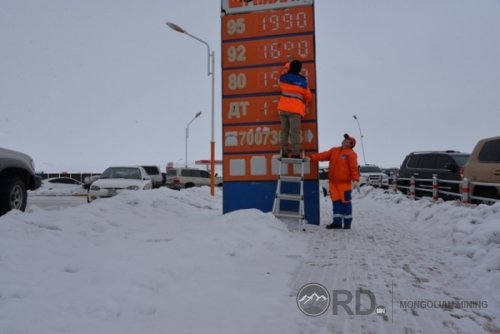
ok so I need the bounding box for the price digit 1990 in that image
[228,73,247,90]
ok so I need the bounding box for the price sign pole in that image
[221,0,319,225]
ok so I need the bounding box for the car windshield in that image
[360,166,382,173]
[100,167,141,180]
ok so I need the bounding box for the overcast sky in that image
[1,0,499,172]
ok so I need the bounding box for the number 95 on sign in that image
[224,124,317,153]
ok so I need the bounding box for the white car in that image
[31,177,86,197]
[87,166,152,202]
[359,164,389,188]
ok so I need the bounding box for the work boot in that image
[343,225,351,229]
[326,223,342,229]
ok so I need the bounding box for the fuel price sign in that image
[221,0,319,224]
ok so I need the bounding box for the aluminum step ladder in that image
[272,156,306,230]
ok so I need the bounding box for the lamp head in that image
[166,22,186,33]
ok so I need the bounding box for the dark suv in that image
[0,147,42,215]
[397,151,470,198]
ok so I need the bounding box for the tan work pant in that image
[279,111,301,156]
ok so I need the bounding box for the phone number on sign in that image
[224,126,316,152]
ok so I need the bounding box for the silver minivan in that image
[166,167,222,190]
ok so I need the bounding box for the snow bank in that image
[2,185,500,333]
[355,186,500,305]
[0,187,306,334]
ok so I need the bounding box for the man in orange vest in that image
[309,134,360,229]
[277,59,312,158]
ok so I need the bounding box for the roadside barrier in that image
[461,178,470,204]
[390,175,499,204]
[392,174,398,194]
[432,175,439,201]
[410,176,416,200]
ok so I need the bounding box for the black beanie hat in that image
[289,60,302,74]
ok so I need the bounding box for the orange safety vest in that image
[277,63,312,117]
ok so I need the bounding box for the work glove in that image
[353,180,360,193]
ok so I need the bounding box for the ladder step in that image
[279,175,302,183]
[279,157,306,164]
[276,193,303,201]
[272,154,306,226]
[274,210,304,219]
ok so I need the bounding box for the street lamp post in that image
[185,111,202,168]
[353,115,367,165]
[166,22,216,196]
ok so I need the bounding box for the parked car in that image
[166,167,223,190]
[32,177,86,196]
[45,177,82,186]
[87,166,152,202]
[463,136,500,201]
[359,164,389,188]
[0,147,41,215]
[397,150,470,198]
[141,165,163,188]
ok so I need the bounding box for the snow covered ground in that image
[1,187,499,333]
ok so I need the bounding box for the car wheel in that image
[0,176,27,215]
[185,183,194,189]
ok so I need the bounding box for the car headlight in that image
[90,185,101,191]
[127,185,139,190]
